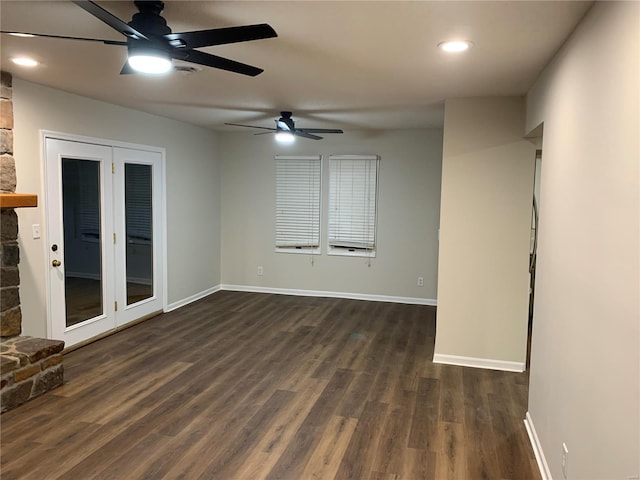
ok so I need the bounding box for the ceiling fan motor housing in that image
[130,1,171,36]
[134,1,165,17]
[277,111,295,131]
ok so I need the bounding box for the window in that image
[275,155,322,254]
[62,158,101,242]
[125,163,153,245]
[328,155,379,257]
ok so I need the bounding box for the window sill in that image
[327,247,376,258]
[275,247,321,255]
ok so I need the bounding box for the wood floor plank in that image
[233,378,327,480]
[405,446,438,480]
[0,292,540,480]
[435,421,467,479]
[265,368,355,479]
[337,372,375,418]
[488,392,541,480]
[0,442,46,479]
[462,368,505,480]
[130,430,205,479]
[299,414,358,480]
[334,400,389,479]
[408,377,441,450]
[199,389,296,478]
[371,392,416,477]
[79,361,192,427]
[439,364,465,424]
[160,402,262,479]
[92,431,170,480]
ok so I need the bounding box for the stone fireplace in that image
[1,71,64,413]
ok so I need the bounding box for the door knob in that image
[52,259,62,267]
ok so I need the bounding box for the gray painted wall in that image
[14,79,221,337]
[526,2,639,478]
[219,129,443,301]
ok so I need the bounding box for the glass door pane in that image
[124,163,153,305]
[61,158,103,327]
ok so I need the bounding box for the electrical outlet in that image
[562,443,568,479]
[417,276,424,287]
[257,266,264,276]
[32,224,41,239]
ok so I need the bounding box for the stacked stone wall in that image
[1,337,64,412]
[0,71,21,338]
[0,71,65,413]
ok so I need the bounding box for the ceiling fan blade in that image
[172,49,263,76]
[0,31,127,45]
[72,0,149,41]
[297,128,344,134]
[295,131,323,140]
[224,123,276,132]
[165,24,277,49]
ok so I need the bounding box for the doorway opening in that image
[527,147,542,368]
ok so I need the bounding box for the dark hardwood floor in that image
[0,291,541,479]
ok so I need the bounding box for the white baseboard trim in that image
[432,353,525,372]
[524,411,551,480]
[165,285,221,312]
[219,284,437,306]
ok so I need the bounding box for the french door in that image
[45,136,164,347]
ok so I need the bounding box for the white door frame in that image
[42,131,167,346]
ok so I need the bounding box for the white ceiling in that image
[0,1,592,132]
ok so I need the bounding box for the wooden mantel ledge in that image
[0,193,38,209]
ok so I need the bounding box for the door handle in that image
[52,259,62,267]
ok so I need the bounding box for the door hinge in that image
[112,162,115,174]
[114,301,118,311]
[113,233,116,244]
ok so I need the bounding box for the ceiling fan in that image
[1,0,277,76]
[225,111,344,141]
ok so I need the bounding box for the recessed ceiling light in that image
[438,40,473,53]
[174,65,200,74]
[11,56,39,67]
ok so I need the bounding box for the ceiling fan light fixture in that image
[127,46,172,74]
[438,40,473,53]
[275,131,295,144]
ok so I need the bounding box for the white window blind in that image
[275,155,321,253]
[328,155,379,256]
[65,158,101,241]
[125,163,153,244]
